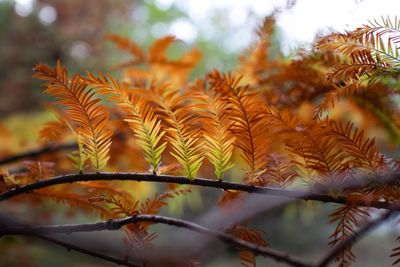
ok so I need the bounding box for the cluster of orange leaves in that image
[2,15,400,267]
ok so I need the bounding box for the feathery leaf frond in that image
[34,187,113,219]
[286,123,348,183]
[390,236,400,265]
[328,120,385,172]
[208,70,270,181]
[106,34,145,63]
[226,225,268,267]
[329,205,370,267]
[146,85,204,180]
[149,35,177,63]
[316,17,400,116]
[194,80,235,179]
[80,73,166,173]
[34,61,112,172]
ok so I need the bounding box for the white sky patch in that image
[154,0,174,11]
[38,5,57,25]
[169,18,198,43]
[156,0,400,54]
[14,0,35,17]
[228,5,249,27]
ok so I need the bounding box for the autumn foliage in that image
[2,15,400,267]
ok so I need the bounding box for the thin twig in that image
[0,214,312,267]
[315,210,397,267]
[0,142,76,166]
[32,234,141,267]
[0,172,398,210]
[0,132,127,166]
[0,213,141,267]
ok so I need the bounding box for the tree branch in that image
[32,234,142,267]
[0,172,398,210]
[0,132,127,166]
[0,142,76,166]
[315,210,397,267]
[0,213,141,267]
[0,214,312,267]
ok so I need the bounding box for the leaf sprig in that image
[34,61,112,172]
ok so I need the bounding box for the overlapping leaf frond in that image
[328,120,385,172]
[34,61,112,171]
[106,34,146,63]
[23,160,55,181]
[317,77,382,121]
[108,34,201,87]
[94,193,155,253]
[329,205,370,267]
[286,123,349,183]
[208,70,270,181]
[358,16,400,48]
[96,188,191,254]
[259,154,297,188]
[390,236,400,265]
[140,188,192,215]
[193,79,235,179]
[264,106,298,132]
[149,35,202,69]
[80,73,166,173]
[316,16,400,116]
[226,225,268,267]
[39,116,69,143]
[149,35,177,63]
[239,15,278,85]
[318,29,398,71]
[33,187,113,219]
[145,84,204,180]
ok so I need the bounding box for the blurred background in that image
[1,0,400,266]
[2,0,400,116]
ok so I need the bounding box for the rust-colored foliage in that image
[34,61,113,172]
[2,14,400,267]
[208,71,271,182]
[93,187,191,258]
[226,225,268,267]
[329,205,370,267]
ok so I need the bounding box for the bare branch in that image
[0,213,141,267]
[0,172,398,210]
[0,214,312,267]
[0,142,76,166]
[315,210,397,267]
[0,132,128,166]
[32,234,142,267]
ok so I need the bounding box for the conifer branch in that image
[0,213,141,267]
[0,132,126,166]
[0,142,77,166]
[32,234,142,267]
[0,172,399,210]
[0,214,312,267]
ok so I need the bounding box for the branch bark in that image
[0,213,141,267]
[32,234,142,267]
[0,172,398,210]
[0,142,76,166]
[0,214,312,267]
